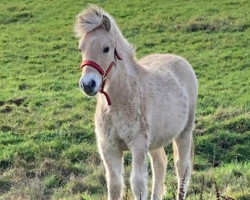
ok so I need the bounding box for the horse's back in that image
[139,54,198,105]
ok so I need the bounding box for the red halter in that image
[80,49,122,106]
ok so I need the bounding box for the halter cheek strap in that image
[80,48,122,106]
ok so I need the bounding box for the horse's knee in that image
[130,174,147,199]
[130,173,146,187]
[109,177,122,188]
[107,178,123,200]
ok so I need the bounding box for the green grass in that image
[0,0,249,199]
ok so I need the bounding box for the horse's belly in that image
[148,89,188,150]
[148,112,187,149]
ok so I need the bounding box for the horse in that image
[74,5,198,200]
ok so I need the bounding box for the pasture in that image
[0,0,249,199]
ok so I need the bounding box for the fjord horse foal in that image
[75,6,198,200]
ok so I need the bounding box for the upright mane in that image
[74,5,105,37]
[74,5,135,58]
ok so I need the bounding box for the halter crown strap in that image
[115,48,122,60]
[80,49,122,106]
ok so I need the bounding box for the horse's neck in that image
[98,57,143,107]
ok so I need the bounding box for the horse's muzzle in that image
[79,78,97,96]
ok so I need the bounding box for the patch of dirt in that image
[8,97,26,106]
[1,106,12,113]
[1,126,12,132]
[0,160,12,170]
[0,101,5,106]
[187,23,216,32]
[18,84,29,91]
[225,116,250,133]
[213,107,244,121]
[0,179,12,193]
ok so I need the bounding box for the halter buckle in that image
[102,75,106,81]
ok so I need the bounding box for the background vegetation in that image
[0,0,249,199]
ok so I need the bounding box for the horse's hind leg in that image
[149,147,167,200]
[173,124,194,199]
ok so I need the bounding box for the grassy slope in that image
[0,0,249,199]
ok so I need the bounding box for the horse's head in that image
[75,6,133,105]
[75,7,120,98]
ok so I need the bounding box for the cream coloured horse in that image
[75,5,198,200]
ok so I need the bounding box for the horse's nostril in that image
[90,80,96,88]
[81,79,96,95]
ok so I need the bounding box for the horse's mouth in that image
[86,91,97,96]
[81,89,98,97]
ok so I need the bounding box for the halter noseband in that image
[80,49,122,106]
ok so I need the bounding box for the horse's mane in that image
[74,5,135,58]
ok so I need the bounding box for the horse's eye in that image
[78,48,82,52]
[103,47,110,53]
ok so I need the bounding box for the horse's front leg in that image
[99,144,123,200]
[130,146,148,200]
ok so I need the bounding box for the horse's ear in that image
[102,15,111,32]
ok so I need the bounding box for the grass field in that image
[0,0,249,199]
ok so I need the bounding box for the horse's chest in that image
[95,109,146,149]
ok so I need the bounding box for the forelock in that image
[74,5,105,38]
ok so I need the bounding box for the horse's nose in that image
[80,79,96,95]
